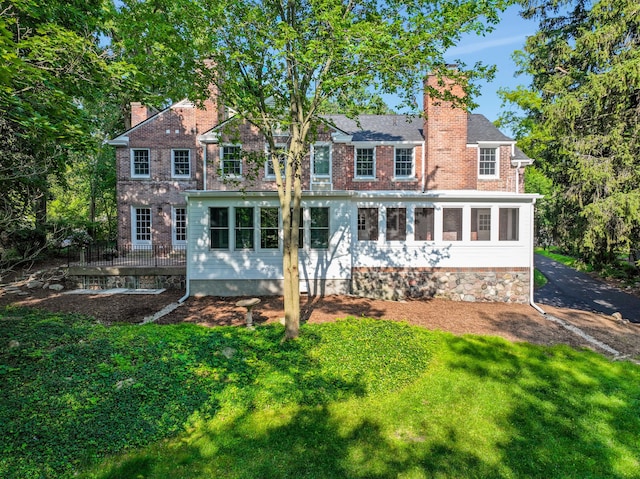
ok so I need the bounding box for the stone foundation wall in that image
[67,274,186,290]
[351,267,530,303]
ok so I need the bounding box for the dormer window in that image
[478,147,499,179]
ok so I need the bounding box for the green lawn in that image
[1,307,639,479]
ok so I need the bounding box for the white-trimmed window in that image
[235,207,255,249]
[131,149,150,178]
[260,207,279,249]
[394,147,414,178]
[415,207,435,241]
[479,147,499,178]
[386,207,407,241]
[132,207,152,246]
[172,149,191,178]
[173,207,187,244]
[355,148,375,178]
[471,208,491,241]
[499,208,520,241]
[312,144,331,177]
[357,208,378,241]
[442,208,463,242]
[310,207,329,249]
[210,207,229,249]
[221,145,242,176]
[265,145,286,179]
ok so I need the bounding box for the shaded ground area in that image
[535,254,640,322]
[2,284,639,359]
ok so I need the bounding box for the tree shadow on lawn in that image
[444,335,640,478]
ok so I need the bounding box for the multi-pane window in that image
[479,147,497,177]
[266,146,286,178]
[132,149,150,177]
[471,208,491,241]
[499,208,519,241]
[260,207,279,249]
[355,148,375,178]
[414,207,435,241]
[221,145,242,176]
[172,150,190,177]
[394,148,414,178]
[210,207,229,249]
[313,145,331,176]
[442,208,463,241]
[174,207,187,243]
[235,207,254,249]
[310,207,329,249]
[357,208,378,241]
[134,207,152,243]
[386,207,406,241]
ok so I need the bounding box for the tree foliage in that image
[501,0,640,265]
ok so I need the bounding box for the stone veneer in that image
[351,267,530,303]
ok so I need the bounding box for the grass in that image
[535,246,590,271]
[534,268,547,288]
[1,307,639,479]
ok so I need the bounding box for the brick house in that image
[109,75,538,302]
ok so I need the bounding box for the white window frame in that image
[171,149,191,178]
[172,207,187,245]
[354,147,376,179]
[220,144,242,177]
[311,143,332,179]
[131,206,152,247]
[478,145,500,179]
[394,147,415,179]
[130,149,150,178]
[265,144,287,180]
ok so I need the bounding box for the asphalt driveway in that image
[534,254,640,323]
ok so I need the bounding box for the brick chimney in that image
[130,102,150,128]
[423,69,473,190]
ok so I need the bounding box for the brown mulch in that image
[2,282,639,359]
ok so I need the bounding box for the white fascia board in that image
[184,190,354,200]
[198,132,220,144]
[511,157,535,166]
[106,137,129,146]
[331,133,353,143]
[352,190,541,202]
[350,140,423,147]
[466,140,516,148]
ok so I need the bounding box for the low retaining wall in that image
[351,267,530,303]
[66,266,185,290]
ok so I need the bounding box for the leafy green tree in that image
[133,0,509,338]
[0,1,119,252]
[501,0,640,266]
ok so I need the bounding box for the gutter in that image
[529,199,546,315]
[421,140,426,193]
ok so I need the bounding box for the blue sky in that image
[445,5,537,122]
[386,5,538,130]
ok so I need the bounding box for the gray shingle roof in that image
[323,113,518,146]
[322,115,424,142]
[467,114,513,143]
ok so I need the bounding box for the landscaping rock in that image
[49,284,64,291]
[26,280,44,289]
[222,347,237,359]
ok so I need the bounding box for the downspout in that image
[202,141,207,191]
[529,198,545,315]
[178,191,191,303]
[421,140,426,193]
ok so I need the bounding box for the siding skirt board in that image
[184,190,539,303]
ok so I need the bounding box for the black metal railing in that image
[67,243,186,267]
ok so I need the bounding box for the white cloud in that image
[447,34,530,58]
